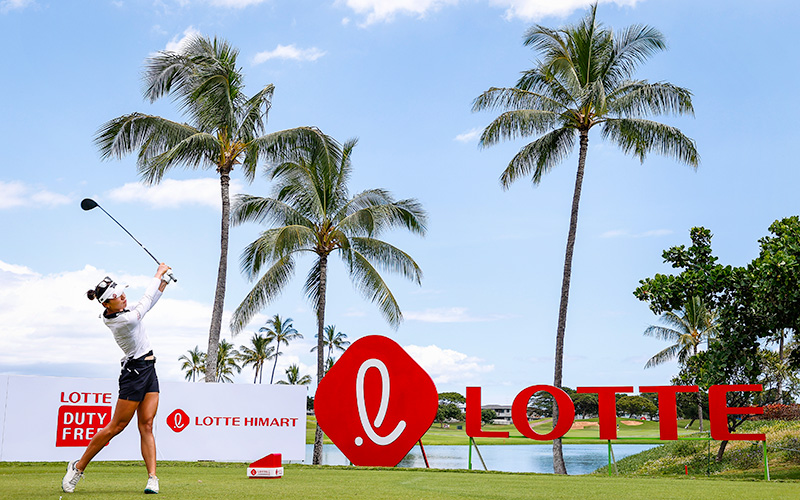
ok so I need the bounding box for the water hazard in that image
[305,443,657,475]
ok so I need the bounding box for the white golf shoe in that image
[61,460,83,493]
[145,475,159,494]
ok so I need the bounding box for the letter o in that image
[512,385,575,441]
[69,392,80,404]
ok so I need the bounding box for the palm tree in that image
[311,324,350,368]
[472,5,698,474]
[324,356,336,375]
[179,346,205,382]
[259,314,303,384]
[95,35,324,383]
[229,134,427,465]
[644,296,718,368]
[238,333,275,383]
[644,296,718,431]
[215,339,242,383]
[276,364,313,385]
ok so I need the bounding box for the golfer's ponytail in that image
[87,278,112,302]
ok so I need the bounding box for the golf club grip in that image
[167,271,178,283]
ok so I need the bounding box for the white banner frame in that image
[0,375,306,462]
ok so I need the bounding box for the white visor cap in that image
[98,283,129,303]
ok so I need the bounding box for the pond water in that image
[304,443,658,475]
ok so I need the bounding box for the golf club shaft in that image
[96,206,177,282]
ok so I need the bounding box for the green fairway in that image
[1,461,795,500]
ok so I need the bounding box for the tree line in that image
[178,314,350,386]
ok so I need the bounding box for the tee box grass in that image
[1,461,797,500]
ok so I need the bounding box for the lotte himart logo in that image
[314,336,439,467]
[166,409,190,433]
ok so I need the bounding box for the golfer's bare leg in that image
[137,392,159,476]
[76,398,140,471]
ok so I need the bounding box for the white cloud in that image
[489,0,639,21]
[340,0,458,26]
[404,344,493,384]
[455,128,481,143]
[0,0,34,14]
[0,259,229,382]
[0,261,35,275]
[253,44,327,64]
[0,181,70,209]
[165,26,202,53]
[206,0,269,7]
[339,0,638,25]
[107,178,245,210]
[404,307,505,323]
[600,229,673,239]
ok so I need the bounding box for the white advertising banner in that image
[0,375,306,462]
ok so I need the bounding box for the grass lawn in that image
[2,461,797,500]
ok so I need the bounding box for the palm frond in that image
[345,249,403,329]
[603,24,666,88]
[139,130,221,184]
[302,258,324,310]
[644,344,681,368]
[643,324,683,342]
[478,109,562,148]
[143,49,195,103]
[232,194,313,229]
[230,255,296,334]
[338,195,428,238]
[472,87,565,115]
[350,237,423,285]
[256,127,342,171]
[601,118,699,167]
[235,84,274,147]
[95,113,198,160]
[500,127,576,189]
[239,226,313,281]
[515,69,576,109]
[607,81,694,118]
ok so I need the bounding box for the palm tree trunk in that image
[778,331,785,401]
[271,349,280,384]
[312,254,329,465]
[552,129,589,475]
[205,170,231,382]
[693,344,703,432]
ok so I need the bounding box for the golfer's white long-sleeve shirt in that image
[102,278,163,362]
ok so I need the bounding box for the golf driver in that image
[81,198,177,282]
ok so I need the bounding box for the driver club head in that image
[80,198,99,211]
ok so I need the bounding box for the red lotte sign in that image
[315,336,439,467]
[315,336,767,468]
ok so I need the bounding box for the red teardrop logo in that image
[166,409,190,433]
[314,335,438,466]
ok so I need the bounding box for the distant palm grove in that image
[96,3,798,473]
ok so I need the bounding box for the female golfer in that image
[62,263,171,494]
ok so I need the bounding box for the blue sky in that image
[1,0,798,404]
